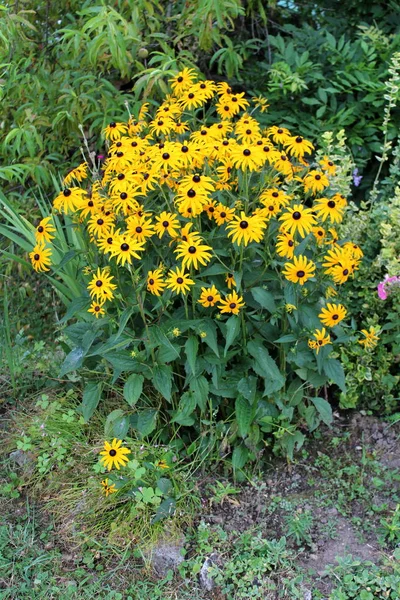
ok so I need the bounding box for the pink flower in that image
[378,275,400,300]
[377,282,387,300]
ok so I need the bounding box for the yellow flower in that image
[175,238,212,270]
[226,273,236,289]
[126,214,155,243]
[88,300,106,318]
[154,211,180,239]
[214,204,235,226]
[230,143,266,171]
[110,234,145,267]
[102,121,128,140]
[252,95,269,112]
[64,162,88,186]
[218,291,245,315]
[303,170,329,195]
[53,187,86,214]
[282,255,316,285]
[169,67,197,96]
[87,268,117,302]
[29,244,52,272]
[155,459,170,470]
[359,326,380,349]
[172,328,181,337]
[276,231,296,259]
[200,331,207,338]
[318,303,347,328]
[284,135,314,158]
[99,439,131,470]
[101,478,117,497]
[165,267,195,295]
[35,216,56,244]
[147,269,166,296]
[319,156,336,176]
[308,328,331,354]
[226,211,267,246]
[285,304,297,313]
[314,197,344,224]
[198,285,221,308]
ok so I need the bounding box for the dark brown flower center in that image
[109,449,117,456]
[97,219,104,225]
[96,280,103,287]
[177,76,183,82]
[95,305,100,312]
[220,212,226,218]
[177,277,184,284]
[162,152,170,160]
[118,173,125,180]
[288,240,294,247]
[135,227,143,234]
[297,270,305,278]
[116,151,123,157]
[120,192,128,199]
[207,295,214,302]
[243,149,251,156]
[187,189,196,198]
[327,200,336,208]
[121,243,129,251]
[277,128,283,133]
[107,237,113,244]
[34,253,40,261]
[240,220,249,229]
[296,136,303,143]
[110,122,116,128]
[162,221,169,227]
[229,302,237,309]
[292,211,301,220]
[332,314,339,320]
[88,200,94,207]
[315,174,321,180]
[188,246,196,254]
[37,226,44,233]
[149,278,155,285]
[192,175,201,183]
[63,189,71,197]
[343,269,349,276]
[188,93,194,99]
[181,145,188,153]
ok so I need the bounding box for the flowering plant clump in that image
[26,70,364,460]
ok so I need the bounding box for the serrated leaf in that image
[251,287,276,313]
[247,339,285,393]
[323,358,346,392]
[310,397,333,426]
[153,364,172,401]
[123,374,144,407]
[224,315,240,356]
[82,381,102,422]
[232,445,249,470]
[235,396,252,438]
[185,335,198,375]
[135,409,157,438]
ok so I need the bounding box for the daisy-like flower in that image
[87,268,117,301]
[169,67,197,96]
[97,227,118,255]
[172,327,181,337]
[279,204,316,238]
[218,290,245,315]
[325,286,338,298]
[87,213,115,238]
[276,231,296,259]
[214,204,235,226]
[126,214,155,243]
[88,300,106,318]
[147,269,166,296]
[282,255,316,285]
[303,170,329,195]
[100,439,131,471]
[179,173,215,194]
[329,257,354,285]
[175,238,212,270]
[319,156,336,176]
[53,187,86,214]
[260,188,291,209]
[285,304,297,313]
[319,303,347,328]
[267,126,291,145]
[252,95,269,112]
[175,186,210,218]
[35,216,56,244]
[155,459,170,470]
[226,211,267,246]
[314,197,344,223]
[203,200,217,219]
[29,244,52,272]
[322,246,352,275]
[198,285,221,307]
[101,478,117,497]
[273,153,293,177]
[342,242,364,260]
[308,327,331,354]
[110,234,145,266]
[358,326,380,349]
[178,86,208,110]
[63,162,88,186]
[165,267,195,295]
[154,211,180,239]
[230,143,265,171]
[312,226,326,245]
[149,116,176,136]
[284,135,314,158]
[226,273,236,289]
[102,121,128,141]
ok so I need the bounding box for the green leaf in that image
[224,315,240,356]
[235,396,252,438]
[323,358,346,392]
[104,409,125,438]
[151,498,176,523]
[251,287,276,313]
[274,334,297,343]
[153,364,172,401]
[199,319,219,357]
[59,347,85,377]
[310,397,333,426]
[185,336,198,375]
[60,297,89,323]
[82,381,102,422]
[123,374,144,407]
[190,375,209,412]
[232,444,249,470]
[247,339,285,393]
[135,409,158,438]
[237,376,257,404]
[149,326,179,360]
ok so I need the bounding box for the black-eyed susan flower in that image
[314,197,344,223]
[329,257,354,285]
[312,226,326,245]
[175,238,212,270]
[126,214,155,243]
[35,216,55,244]
[102,121,128,141]
[88,300,106,318]
[198,285,221,307]
[214,204,235,226]
[226,211,267,246]
[231,143,265,171]
[155,459,170,470]
[322,246,351,275]
[53,187,86,214]
[169,67,197,96]
[154,211,180,239]
[308,327,331,354]
[147,269,166,296]
[284,135,314,158]
[178,86,208,110]
[63,162,88,186]
[343,242,363,259]
[282,255,316,285]
[218,290,245,315]
[100,439,131,470]
[358,326,380,349]
[179,173,215,194]
[319,156,337,176]
[285,303,297,313]
[87,268,117,301]
[110,234,145,266]
[267,126,291,145]
[87,213,115,238]
[273,153,293,177]
[279,204,316,238]
[303,170,329,195]
[97,227,119,254]
[101,478,117,497]
[165,267,195,295]
[251,95,269,112]
[260,187,291,209]
[325,286,338,299]
[318,303,347,328]
[29,244,52,272]
[226,273,236,289]
[276,231,296,259]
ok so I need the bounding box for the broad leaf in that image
[235,396,252,438]
[323,358,346,392]
[185,335,198,375]
[123,374,144,407]
[82,381,102,422]
[251,287,276,313]
[153,364,172,401]
[311,396,333,426]
[224,315,240,356]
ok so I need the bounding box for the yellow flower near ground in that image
[100,439,131,470]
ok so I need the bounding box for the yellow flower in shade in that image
[319,156,336,176]
[198,285,221,307]
[279,204,316,238]
[154,211,180,239]
[260,187,291,209]
[218,291,245,315]
[169,67,197,96]
[252,95,269,112]
[97,227,118,255]
[175,238,212,270]
[101,478,117,497]
[29,244,52,272]
[322,246,353,276]
[318,303,347,328]
[100,439,131,471]
[88,300,106,318]
[147,269,166,296]
[226,273,237,289]
[200,331,207,338]
[172,328,181,337]
[313,226,326,245]
[214,204,235,226]
[203,200,217,219]
[314,197,344,223]
[165,267,195,295]
[53,187,86,214]
[329,257,354,285]
[359,326,380,349]
[308,327,331,354]
[63,162,88,186]
[87,268,117,302]
[276,231,296,259]
[35,216,56,244]
[226,211,267,246]
[284,135,314,158]
[155,459,170,470]
[282,255,316,285]
[285,304,297,313]
[343,242,364,260]
[175,187,209,218]
[110,234,145,267]
[303,170,329,195]
[273,153,293,178]
[102,121,128,141]
[179,174,215,194]
[178,86,208,110]
[325,286,338,298]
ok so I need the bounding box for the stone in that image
[199,554,219,591]
[147,538,185,577]
[9,450,35,473]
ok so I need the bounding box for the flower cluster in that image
[29,69,363,351]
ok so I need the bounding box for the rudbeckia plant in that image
[4,71,363,461]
